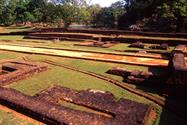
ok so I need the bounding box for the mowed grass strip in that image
[0,38,175,55]
[0,51,28,60]
[0,109,36,125]
[0,36,24,40]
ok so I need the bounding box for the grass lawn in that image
[0,39,175,58]
[0,109,37,125]
[0,51,27,60]
[2,26,33,33]
[8,65,146,102]
[0,36,24,41]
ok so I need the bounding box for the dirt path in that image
[0,44,169,67]
[0,50,5,53]
[0,104,44,125]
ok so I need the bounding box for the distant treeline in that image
[0,0,186,32]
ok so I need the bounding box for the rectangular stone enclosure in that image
[0,61,47,86]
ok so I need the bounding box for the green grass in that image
[60,101,110,115]
[0,109,35,125]
[1,51,163,96]
[28,53,148,81]
[0,37,175,55]
[0,36,24,40]
[8,65,147,102]
[3,26,33,33]
[7,64,163,125]
[0,51,27,60]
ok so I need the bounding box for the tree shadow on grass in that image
[106,65,187,124]
[136,67,187,125]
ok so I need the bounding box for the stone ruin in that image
[168,45,187,86]
[129,25,141,31]
[129,41,145,49]
[129,42,169,50]
[149,43,169,50]
[74,41,117,48]
[0,61,47,86]
[0,86,156,125]
[106,67,166,85]
[107,45,187,93]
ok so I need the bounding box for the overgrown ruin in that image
[106,67,167,85]
[0,61,48,86]
[0,86,156,125]
[149,44,169,50]
[0,27,187,124]
[168,45,187,86]
[129,41,145,49]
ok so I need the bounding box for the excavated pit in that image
[0,61,48,86]
[0,66,16,75]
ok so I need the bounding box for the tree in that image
[111,1,125,28]
[15,0,28,23]
[96,7,114,28]
[119,0,187,32]
[92,1,125,28]
[0,0,6,24]
[1,0,18,25]
[154,0,187,31]
[78,7,91,25]
[27,0,48,22]
[88,4,101,26]
[42,2,57,23]
[55,0,89,28]
[24,11,35,22]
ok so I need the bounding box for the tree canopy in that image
[0,0,90,27]
[119,0,187,32]
[0,0,186,32]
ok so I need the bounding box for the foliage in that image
[0,0,186,31]
[87,4,101,26]
[119,0,187,32]
[0,0,90,28]
[91,1,125,28]
[152,0,187,31]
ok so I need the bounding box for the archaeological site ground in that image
[0,26,187,125]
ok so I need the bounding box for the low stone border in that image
[0,61,48,86]
[35,86,156,125]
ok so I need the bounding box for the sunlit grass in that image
[3,26,33,33]
[0,35,24,40]
[0,109,36,125]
